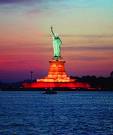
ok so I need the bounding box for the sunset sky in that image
[0,0,113,82]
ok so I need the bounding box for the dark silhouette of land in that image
[71,76,113,90]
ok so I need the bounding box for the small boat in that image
[43,89,57,94]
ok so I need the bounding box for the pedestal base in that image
[23,82,90,89]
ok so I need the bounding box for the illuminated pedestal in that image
[37,59,75,83]
[23,59,90,89]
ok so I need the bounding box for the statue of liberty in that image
[51,26,62,59]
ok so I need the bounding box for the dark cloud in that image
[69,55,110,61]
[0,0,37,4]
[61,34,113,38]
[77,56,109,61]
[63,46,113,51]
[0,43,51,54]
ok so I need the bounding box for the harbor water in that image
[0,91,113,135]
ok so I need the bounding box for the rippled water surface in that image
[0,91,113,135]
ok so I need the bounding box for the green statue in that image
[51,26,62,59]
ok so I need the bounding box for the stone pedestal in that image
[37,59,75,83]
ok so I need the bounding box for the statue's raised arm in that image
[51,26,55,37]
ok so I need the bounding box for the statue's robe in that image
[53,37,62,57]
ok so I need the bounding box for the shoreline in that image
[0,88,113,91]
